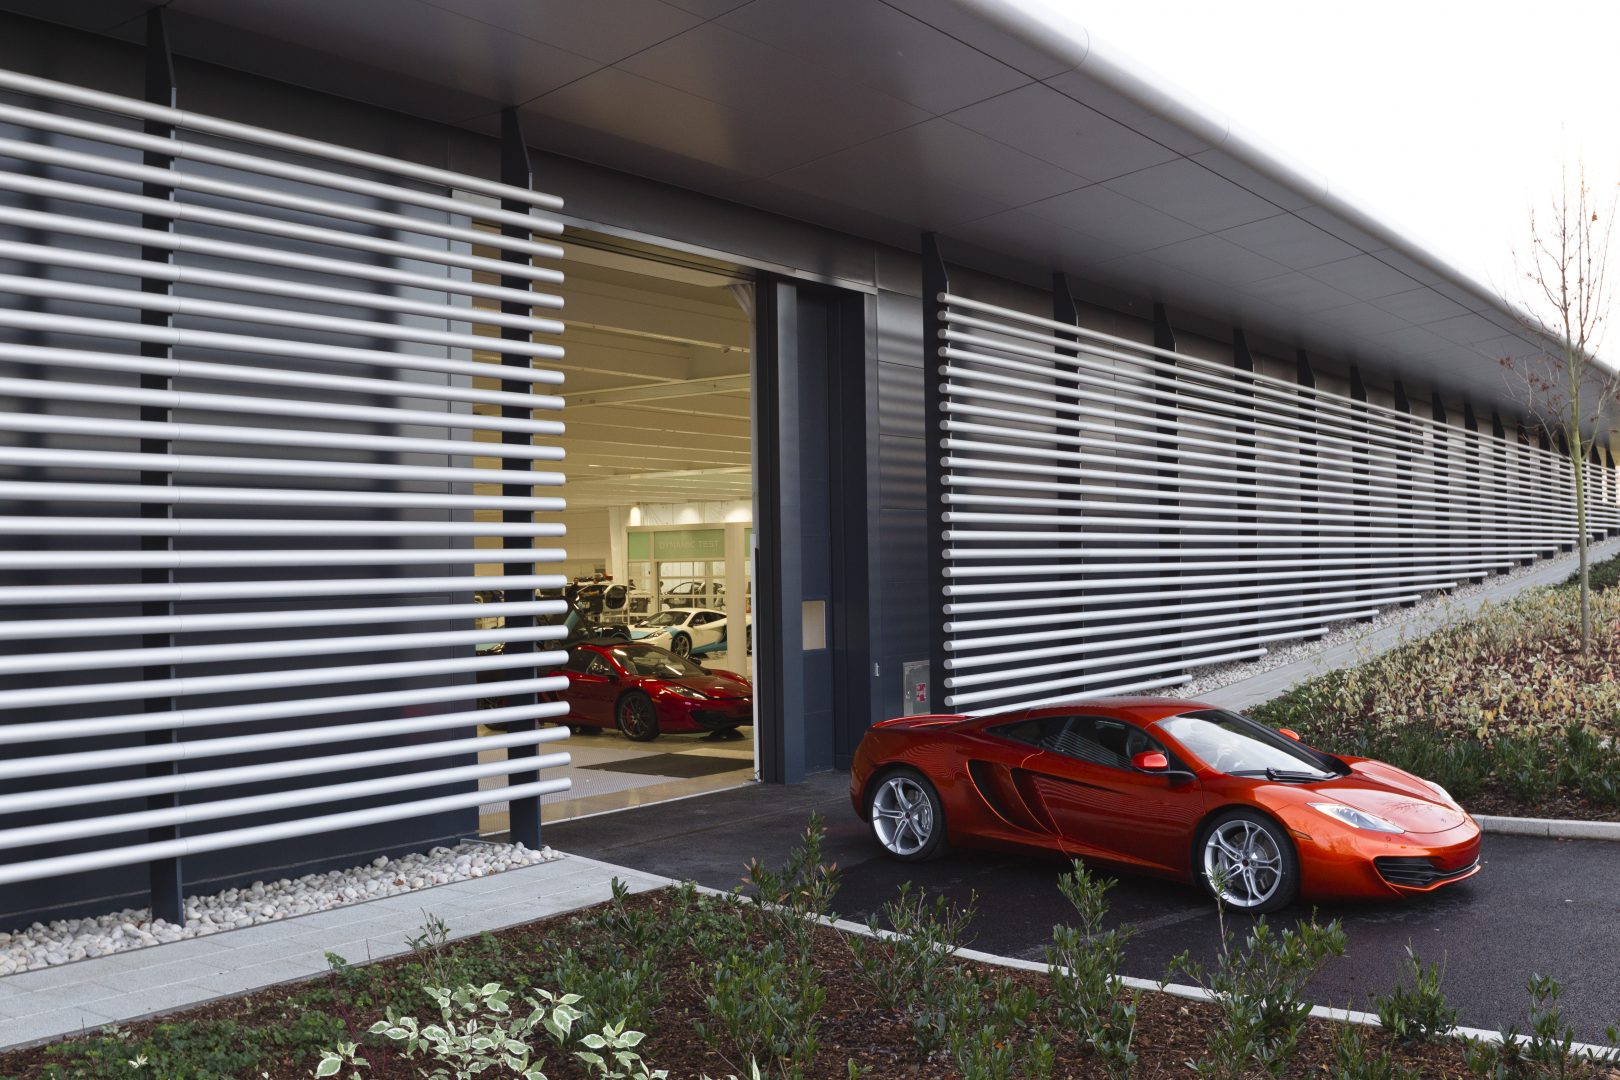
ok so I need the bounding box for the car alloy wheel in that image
[669,634,691,657]
[869,770,945,861]
[615,692,659,742]
[1201,812,1296,912]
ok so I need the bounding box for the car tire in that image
[669,633,691,658]
[867,767,948,862]
[1197,808,1299,914]
[615,691,660,742]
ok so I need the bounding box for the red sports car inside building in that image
[850,697,1480,912]
[554,640,753,742]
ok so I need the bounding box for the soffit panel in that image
[1215,213,1362,271]
[1304,253,1425,303]
[614,21,933,147]
[415,0,706,66]
[944,82,1180,181]
[1023,183,1203,250]
[717,0,1032,115]
[1102,157,1281,233]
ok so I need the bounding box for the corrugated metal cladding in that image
[937,293,1620,714]
[0,67,572,920]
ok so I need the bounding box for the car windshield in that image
[1155,710,1335,780]
[610,644,704,678]
[642,611,686,627]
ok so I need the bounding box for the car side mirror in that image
[1278,727,1301,742]
[1132,751,1169,771]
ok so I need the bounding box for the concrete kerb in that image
[1474,814,1620,841]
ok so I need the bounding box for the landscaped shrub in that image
[847,881,976,1011]
[1330,1022,1421,1080]
[1046,861,1138,1079]
[1461,974,1590,1080]
[694,939,824,1080]
[1168,914,1349,1079]
[1558,551,1620,594]
[1372,944,1459,1043]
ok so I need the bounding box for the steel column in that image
[922,234,949,709]
[498,107,541,850]
[139,9,183,927]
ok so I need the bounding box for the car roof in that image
[966,696,1216,729]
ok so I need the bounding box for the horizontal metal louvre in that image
[0,63,572,899]
[936,292,1617,712]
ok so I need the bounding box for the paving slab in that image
[0,854,667,1052]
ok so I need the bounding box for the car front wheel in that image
[669,633,691,657]
[615,692,660,742]
[868,768,947,862]
[1199,809,1299,913]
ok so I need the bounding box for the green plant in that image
[847,882,976,1011]
[1168,913,1348,1079]
[405,910,455,987]
[39,1014,346,1079]
[740,813,841,953]
[694,940,824,1080]
[1045,861,1138,1079]
[1463,974,1594,1080]
[1329,1022,1420,1080]
[1372,944,1459,1043]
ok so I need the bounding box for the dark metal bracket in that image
[921,233,949,711]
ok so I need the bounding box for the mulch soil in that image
[0,888,1486,1080]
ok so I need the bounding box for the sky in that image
[1039,1,1620,318]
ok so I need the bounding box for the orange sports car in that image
[850,697,1480,913]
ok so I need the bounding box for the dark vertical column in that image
[1392,380,1417,606]
[1462,404,1487,574]
[1295,350,1317,616]
[498,109,541,849]
[755,278,804,781]
[920,235,949,709]
[140,9,183,928]
[1151,304,1181,674]
[1232,331,1259,638]
[1052,274,1085,613]
[1431,393,1452,583]
[1555,430,1573,552]
[1349,367,1371,613]
[1541,429,1568,552]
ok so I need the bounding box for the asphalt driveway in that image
[547,772,1620,1042]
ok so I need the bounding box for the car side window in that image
[693,611,721,625]
[990,715,1165,772]
[564,648,596,673]
[586,654,616,678]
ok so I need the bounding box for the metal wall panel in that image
[0,66,572,922]
[936,292,1619,713]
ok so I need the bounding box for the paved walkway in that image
[0,853,667,1052]
[1204,536,1620,711]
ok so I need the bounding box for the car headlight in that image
[1309,802,1405,834]
[664,685,708,700]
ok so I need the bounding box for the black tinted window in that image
[564,648,597,673]
[990,715,1161,771]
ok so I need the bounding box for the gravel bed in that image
[1157,555,1564,700]
[0,840,557,975]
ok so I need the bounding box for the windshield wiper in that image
[1230,768,1330,783]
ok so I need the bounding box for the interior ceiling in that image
[541,235,751,512]
[1,0,1594,428]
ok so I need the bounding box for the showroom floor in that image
[476,711,756,834]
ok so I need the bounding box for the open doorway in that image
[473,230,758,830]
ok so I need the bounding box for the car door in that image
[1018,715,1203,875]
[562,648,619,726]
[688,610,725,650]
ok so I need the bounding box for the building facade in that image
[0,0,1614,929]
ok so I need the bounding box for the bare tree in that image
[1501,162,1620,652]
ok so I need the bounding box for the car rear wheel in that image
[669,633,691,658]
[868,768,947,861]
[615,692,660,742]
[1199,809,1298,913]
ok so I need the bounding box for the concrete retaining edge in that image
[1474,813,1620,841]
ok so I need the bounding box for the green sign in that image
[653,528,725,561]
[628,532,650,561]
